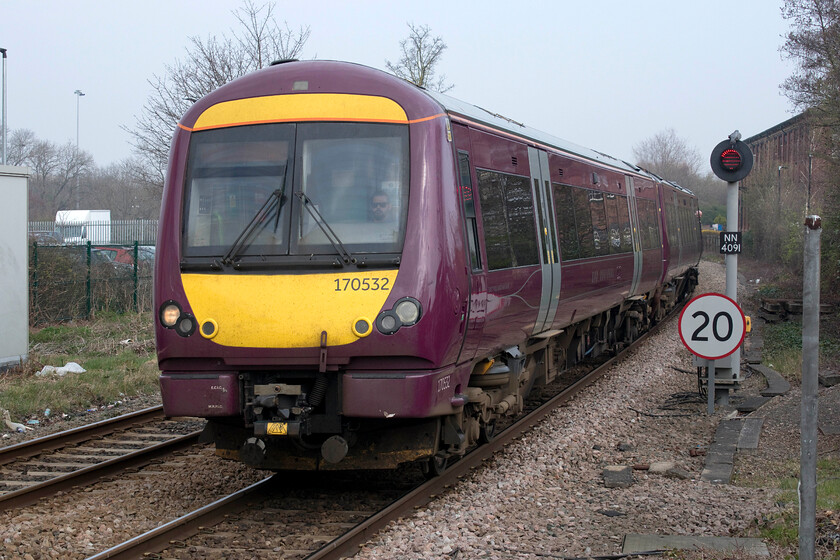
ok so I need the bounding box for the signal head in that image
[710,138,753,182]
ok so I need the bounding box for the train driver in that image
[369,190,393,223]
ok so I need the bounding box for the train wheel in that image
[422,453,448,479]
[479,420,496,444]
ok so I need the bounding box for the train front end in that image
[154,61,470,470]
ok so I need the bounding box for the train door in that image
[625,175,644,296]
[452,124,486,364]
[528,147,561,334]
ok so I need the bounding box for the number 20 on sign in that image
[678,293,746,360]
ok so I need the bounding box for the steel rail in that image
[309,314,673,560]
[85,475,277,560]
[0,405,165,466]
[0,430,202,512]
[84,312,678,560]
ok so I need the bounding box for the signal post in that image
[681,132,753,410]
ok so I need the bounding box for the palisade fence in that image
[27,220,159,324]
[29,219,158,245]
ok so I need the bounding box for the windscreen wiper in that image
[221,186,287,265]
[295,191,356,265]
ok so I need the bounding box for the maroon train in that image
[155,60,701,473]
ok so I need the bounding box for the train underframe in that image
[203,269,698,474]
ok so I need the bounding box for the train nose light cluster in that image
[395,299,421,324]
[376,297,422,335]
[159,301,197,337]
[352,317,372,338]
[160,302,181,327]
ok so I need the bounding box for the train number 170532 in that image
[334,277,391,292]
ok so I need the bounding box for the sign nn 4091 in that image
[719,231,742,254]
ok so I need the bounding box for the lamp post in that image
[74,89,84,149]
[777,164,787,218]
[1,48,7,165]
[74,90,84,209]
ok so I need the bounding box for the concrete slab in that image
[701,462,733,484]
[749,364,791,397]
[820,424,840,436]
[738,418,764,450]
[701,419,741,484]
[602,465,634,488]
[622,533,769,556]
[737,396,772,413]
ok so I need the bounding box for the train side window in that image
[666,192,679,249]
[476,169,539,270]
[616,195,633,252]
[458,151,481,270]
[553,183,580,261]
[637,199,660,250]
[588,191,609,256]
[605,194,622,254]
[570,187,595,258]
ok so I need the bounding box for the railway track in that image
[0,406,204,511]
[86,315,673,560]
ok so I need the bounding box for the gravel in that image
[1,260,827,559]
[352,261,793,559]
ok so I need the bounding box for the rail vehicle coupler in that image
[240,437,267,467]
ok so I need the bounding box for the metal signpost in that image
[678,293,747,414]
[800,216,821,560]
[687,131,754,407]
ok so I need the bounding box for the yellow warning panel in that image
[266,422,288,436]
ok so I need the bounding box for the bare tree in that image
[125,0,310,189]
[386,23,453,92]
[6,128,37,166]
[632,128,703,187]
[781,0,840,124]
[87,159,161,219]
[15,132,93,219]
[781,0,840,282]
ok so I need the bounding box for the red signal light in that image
[720,148,742,171]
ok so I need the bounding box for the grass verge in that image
[0,312,159,420]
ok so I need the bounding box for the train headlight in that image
[159,301,197,337]
[160,301,181,328]
[176,314,197,337]
[376,298,422,335]
[394,298,421,326]
[377,312,400,335]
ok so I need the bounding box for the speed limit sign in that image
[678,293,746,360]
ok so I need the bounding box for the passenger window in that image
[458,151,481,270]
[476,169,539,270]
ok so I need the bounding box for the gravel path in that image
[352,261,790,559]
[2,260,828,559]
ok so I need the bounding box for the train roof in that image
[183,59,694,196]
[423,88,694,196]
[425,90,635,173]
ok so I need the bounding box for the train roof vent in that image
[270,58,299,66]
[511,156,518,166]
[558,168,564,177]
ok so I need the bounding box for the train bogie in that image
[155,60,699,472]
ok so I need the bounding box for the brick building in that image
[741,111,828,230]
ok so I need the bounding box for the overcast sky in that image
[1,0,796,170]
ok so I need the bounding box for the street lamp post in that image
[74,89,84,149]
[74,90,85,209]
[1,48,7,165]
[777,164,787,218]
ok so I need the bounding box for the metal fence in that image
[28,219,158,245]
[29,241,154,324]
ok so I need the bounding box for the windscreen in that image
[183,122,409,261]
[183,124,293,258]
